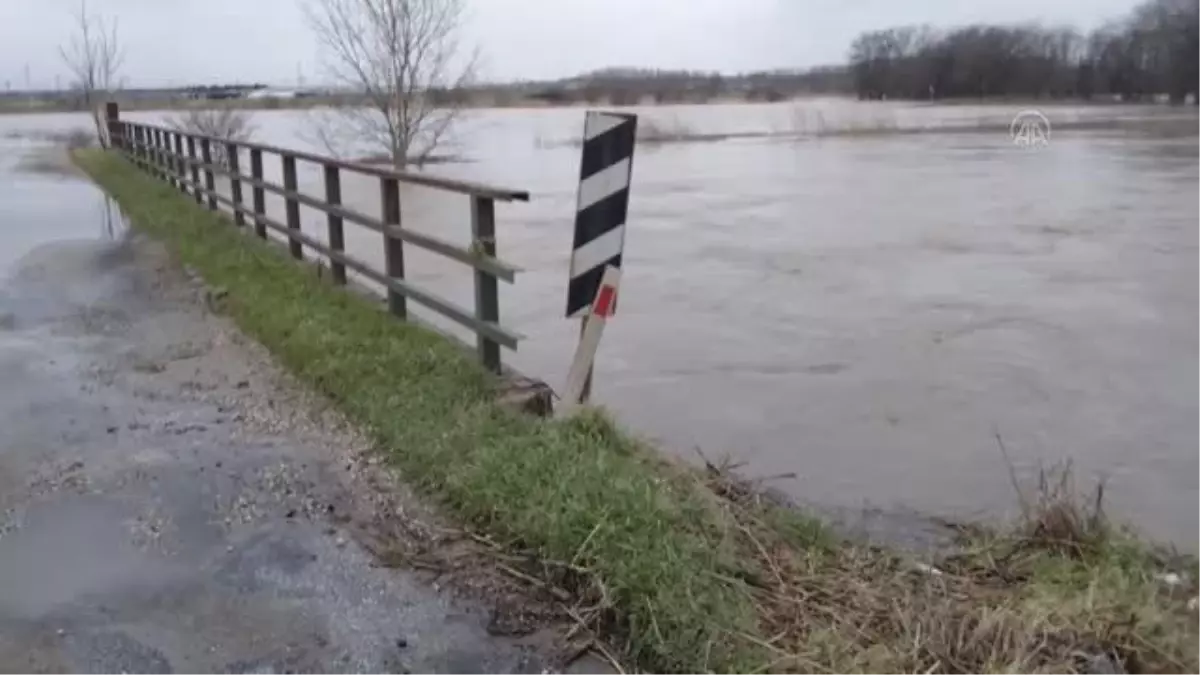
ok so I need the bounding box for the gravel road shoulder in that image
[0,231,602,673]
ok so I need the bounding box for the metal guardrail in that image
[104,104,527,373]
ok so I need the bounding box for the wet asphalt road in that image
[0,178,563,671]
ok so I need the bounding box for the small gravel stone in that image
[1083,651,1125,674]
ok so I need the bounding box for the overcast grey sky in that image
[0,0,1145,89]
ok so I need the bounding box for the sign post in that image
[560,266,621,415]
[564,111,637,408]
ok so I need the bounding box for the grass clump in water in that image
[720,457,1199,673]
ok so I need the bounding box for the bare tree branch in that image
[59,0,124,148]
[305,0,475,167]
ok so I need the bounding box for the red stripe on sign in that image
[593,284,616,317]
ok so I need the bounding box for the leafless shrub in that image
[168,108,256,144]
[546,115,765,150]
[636,117,696,145]
[789,105,903,137]
[168,108,256,167]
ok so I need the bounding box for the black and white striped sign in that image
[566,111,637,318]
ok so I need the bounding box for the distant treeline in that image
[849,0,1199,103]
[463,66,852,107]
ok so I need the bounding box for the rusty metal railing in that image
[104,103,527,373]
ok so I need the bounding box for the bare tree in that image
[59,0,123,148]
[305,0,477,167]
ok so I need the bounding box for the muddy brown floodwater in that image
[3,99,1196,548]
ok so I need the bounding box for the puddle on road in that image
[0,496,174,617]
[0,135,127,278]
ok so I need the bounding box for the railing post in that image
[150,128,161,178]
[173,133,186,194]
[227,142,244,227]
[380,177,406,319]
[172,132,183,188]
[156,130,166,185]
[187,137,201,205]
[323,164,346,284]
[141,126,150,167]
[200,138,216,210]
[153,127,165,178]
[150,127,158,169]
[104,102,120,150]
[164,131,174,182]
[133,126,144,165]
[282,154,303,259]
[250,149,266,239]
[470,196,502,372]
[161,130,175,188]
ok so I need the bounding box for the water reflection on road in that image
[0,130,124,276]
[3,102,1195,547]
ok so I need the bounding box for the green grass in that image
[75,148,1198,673]
[73,148,766,671]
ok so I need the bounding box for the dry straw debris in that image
[704,445,1198,674]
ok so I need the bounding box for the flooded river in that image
[2,100,1196,546]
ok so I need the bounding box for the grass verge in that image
[75,148,1198,673]
[73,148,765,671]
